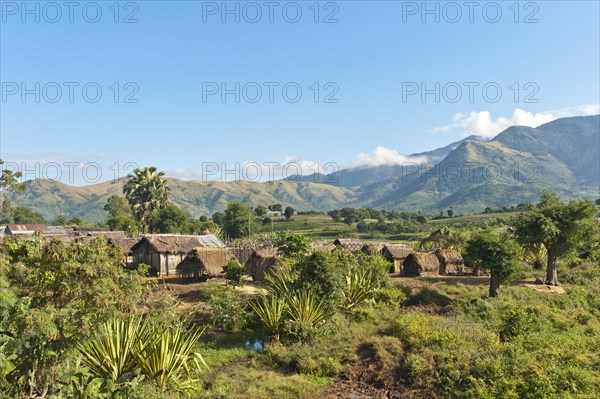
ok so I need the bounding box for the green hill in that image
[9,115,599,223]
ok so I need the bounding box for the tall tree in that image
[0,160,27,221]
[223,202,257,239]
[104,195,138,233]
[150,203,190,234]
[464,233,519,298]
[512,192,598,285]
[123,167,170,233]
[284,206,295,221]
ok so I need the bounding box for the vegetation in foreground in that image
[1,164,599,398]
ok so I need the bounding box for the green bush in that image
[223,260,246,286]
[205,288,248,333]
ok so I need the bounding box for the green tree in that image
[268,204,283,212]
[254,206,267,217]
[0,160,27,224]
[0,237,147,395]
[512,192,598,285]
[284,206,295,221]
[104,195,130,218]
[447,208,454,218]
[123,167,170,233]
[13,206,47,224]
[0,197,15,223]
[52,214,68,226]
[67,217,85,226]
[212,211,225,226]
[464,233,519,298]
[150,203,190,234]
[104,195,139,233]
[328,210,342,222]
[223,202,257,239]
[274,232,311,259]
[0,160,26,193]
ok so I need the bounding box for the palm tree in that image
[123,167,170,233]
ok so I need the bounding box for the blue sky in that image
[1,0,599,184]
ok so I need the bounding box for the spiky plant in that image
[286,291,329,329]
[138,324,207,393]
[79,317,207,393]
[341,269,376,312]
[78,317,150,383]
[250,295,286,342]
[264,267,296,298]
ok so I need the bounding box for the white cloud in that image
[433,104,599,138]
[169,167,201,180]
[354,146,428,167]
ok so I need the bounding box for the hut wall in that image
[392,259,402,274]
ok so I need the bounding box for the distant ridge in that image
[10,115,599,222]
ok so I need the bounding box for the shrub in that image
[223,260,245,286]
[205,289,248,333]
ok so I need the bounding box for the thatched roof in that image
[435,249,463,264]
[333,238,364,251]
[231,247,255,265]
[107,236,141,254]
[245,248,279,281]
[402,252,440,276]
[361,243,384,256]
[185,247,233,276]
[131,234,225,254]
[382,244,415,260]
[312,241,336,252]
[87,231,127,239]
[435,249,464,275]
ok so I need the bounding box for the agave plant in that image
[286,291,329,329]
[138,324,207,393]
[79,317,207,393]
[78,317,150,383]
[250,295,286,341]
[264,268,296,297]
[341,269,376,312]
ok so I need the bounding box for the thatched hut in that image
[361,243,384,256]
[131,234,226,276]
[402,252,440,277]
[333,238,364,252]
[231,247,256,265]
[177,247,234,279]
[312,241,336,252]
[435,249,465,275]
[245,248,279,282]
[382,244,415,274]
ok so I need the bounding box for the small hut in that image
[382,244,415,274]
[333,238,364,252]
[232,247,257,265]
[245,248,279,282]
[402,252,440,277]
[177,247,234,279]
[435,249,465,275]
[361,243,384,256]
[312,241,336,252]
[131,234,226,276]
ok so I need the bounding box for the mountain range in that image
[10,115,600,223]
